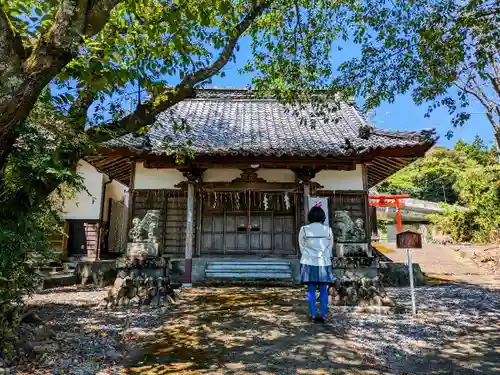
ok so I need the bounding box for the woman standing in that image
[299,202,334,323]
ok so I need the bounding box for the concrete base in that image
[170,259,186,283]
[126,242,159,258]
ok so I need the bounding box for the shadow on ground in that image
[120,286,500,375]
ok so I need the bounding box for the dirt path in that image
[384,243,500,289]
[121,286,500,375]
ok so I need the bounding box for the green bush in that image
[428,207,476,243]
[379,137,500,243]
[0,102,83,347]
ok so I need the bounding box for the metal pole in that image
[407,248,416,315]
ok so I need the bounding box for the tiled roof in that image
[105,89,436,157]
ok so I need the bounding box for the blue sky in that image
[207,38,495,150]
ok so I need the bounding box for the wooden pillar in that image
[370,206,379,238]
[179,168,206,287]
[126,161,136,232]
[303,184,310,224]
[396,199,403,232]
[292,168,320,224]
[361,164,371,240]
[184,182,195,286]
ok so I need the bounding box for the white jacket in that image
[299,223,333,266]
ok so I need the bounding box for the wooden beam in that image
[367,167,388,182]
[374,157,405,172]
[96,141,434,160]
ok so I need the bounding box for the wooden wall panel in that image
[163,194,188,256]
[131,189,193,257]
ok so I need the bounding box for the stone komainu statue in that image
[128,210,161,243]
[333,211,366,242]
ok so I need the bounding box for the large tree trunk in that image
[0,0,125,171]
[494,126,500,163]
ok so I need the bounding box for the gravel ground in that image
[3,284,499,375]
[1,285,174,375]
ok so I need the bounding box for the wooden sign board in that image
[396,230,422,249]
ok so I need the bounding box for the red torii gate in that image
[368,194,409,233]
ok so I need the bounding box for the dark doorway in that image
[67,221,87,256]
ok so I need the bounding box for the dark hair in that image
[308,206,326,224]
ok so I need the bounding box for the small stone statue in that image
[353,218,366,241]
[128,217,141,241]
[147,221,159,243]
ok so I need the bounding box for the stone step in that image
[206,263,291,271]
[205,271,292,279]
[205,259,293,281]
[41,273,78,289]
[65,262,78,270]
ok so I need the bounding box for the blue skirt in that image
[300,264,334,284]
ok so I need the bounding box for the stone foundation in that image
[329,265,397,308]
[100,268,178,309]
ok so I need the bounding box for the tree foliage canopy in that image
[0,0,360,217]
[334,0,500,151]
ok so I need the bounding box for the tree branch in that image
[88,0,272,143]
[489,57,500,98]
[68,85,98,130]
[180,0,271,87]
[454,72,492,110]
[87,0,125,35]
[24,0,125,76]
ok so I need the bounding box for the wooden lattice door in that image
[200,192,298,257]
[108,200,128,253]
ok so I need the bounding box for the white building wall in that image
[203,169,241,182]
[134,162,185,189]
[103,179,129,222]
[312,165,364,191]
[62,160,104,220]
[134,164,365,189]
[202,168,296,183]
[257,169,296,182]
